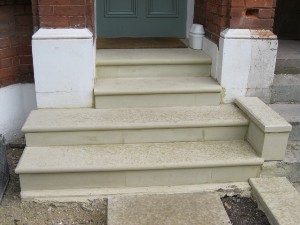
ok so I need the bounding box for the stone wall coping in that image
[221,29,277,40]
[32,28,93,40]
[235,97,292,133]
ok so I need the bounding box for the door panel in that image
[97,0,187,38]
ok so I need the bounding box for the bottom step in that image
[16,140,263,200]
[108,192,231,225]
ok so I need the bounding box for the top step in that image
[96,49,212,66]
[96,49,212,78]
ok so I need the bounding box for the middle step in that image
[94,77,222,108]
[23,105,249,146]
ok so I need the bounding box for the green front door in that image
[97,0,187,38]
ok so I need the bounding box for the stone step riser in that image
[95,93,221,108]
[19,165,261,200]
[96,64,211,78]
[25,126,248,147]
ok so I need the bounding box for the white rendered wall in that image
[32,29,94,108]
[203,37,219,79]
[0,84,37,143]
[217,29,278,103]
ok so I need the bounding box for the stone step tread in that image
[270,104,300,122]
[16,140,263,174]
[96,49,211,66]
[94,77,222,95]
[250,177,300,225]
[107,192,231,225]
[22,105,248,132]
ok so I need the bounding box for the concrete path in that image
[107,192,231,225]
[270,104,300,141]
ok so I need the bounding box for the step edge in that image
[96,59,212,67]
[94,89,222,95]
[22,122,249,133]
[16,159,263,174]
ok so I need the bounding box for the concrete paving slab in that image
[270,104,300,141]
[250,177,300,225]
[276,40,300,74]
[271,74,300,103]
[107,192,231,225]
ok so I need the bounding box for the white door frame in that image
[186,0,195,37]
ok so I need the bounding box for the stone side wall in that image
[31,0,95,34]
[194,0,277,45]
[0,0,34,88]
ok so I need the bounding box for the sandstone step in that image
[107,193,231,225]
[250,177,300,225]
[16,140,263,200]
[22,105,249,146]
[96,49,211,78]
[94,77,222,108]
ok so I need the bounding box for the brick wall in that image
[32,0,95,34]
[194,0,277,45]
[0,0,33,88]
[194,0,231,44]
[230,0,276,30]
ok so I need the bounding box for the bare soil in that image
[222,195,270,225]
[0,145,107,225]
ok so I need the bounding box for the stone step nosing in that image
[16,159,263,174]
[22,122,249,133]
[96,59,212,67]
[94,89,222,95]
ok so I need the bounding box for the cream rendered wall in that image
[203,29,278,103]
[32,29,94,108]
[0,84,37,143]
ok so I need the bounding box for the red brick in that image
[0,47,17,59]
[69,16,86,27]
[19,64,33,74]
[0,58,13,69]
[230,7,245,17]
[38,6,53,16]
[207,3,218,14]
[53,6,85,16]
[14,5,25,15]
[19,55,32,65]
[0,37,11,48]
[25,5,32,14]
[245,0,274,8]
[15,15,32,25]
[39,16,69,27]
[258,8,275,18]
[0,66,19,79]
[231,0,245,7]
[17,45,31,55]
[39,0,84,5]
[230,17,274,29]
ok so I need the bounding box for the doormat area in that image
[97,38,187,49]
